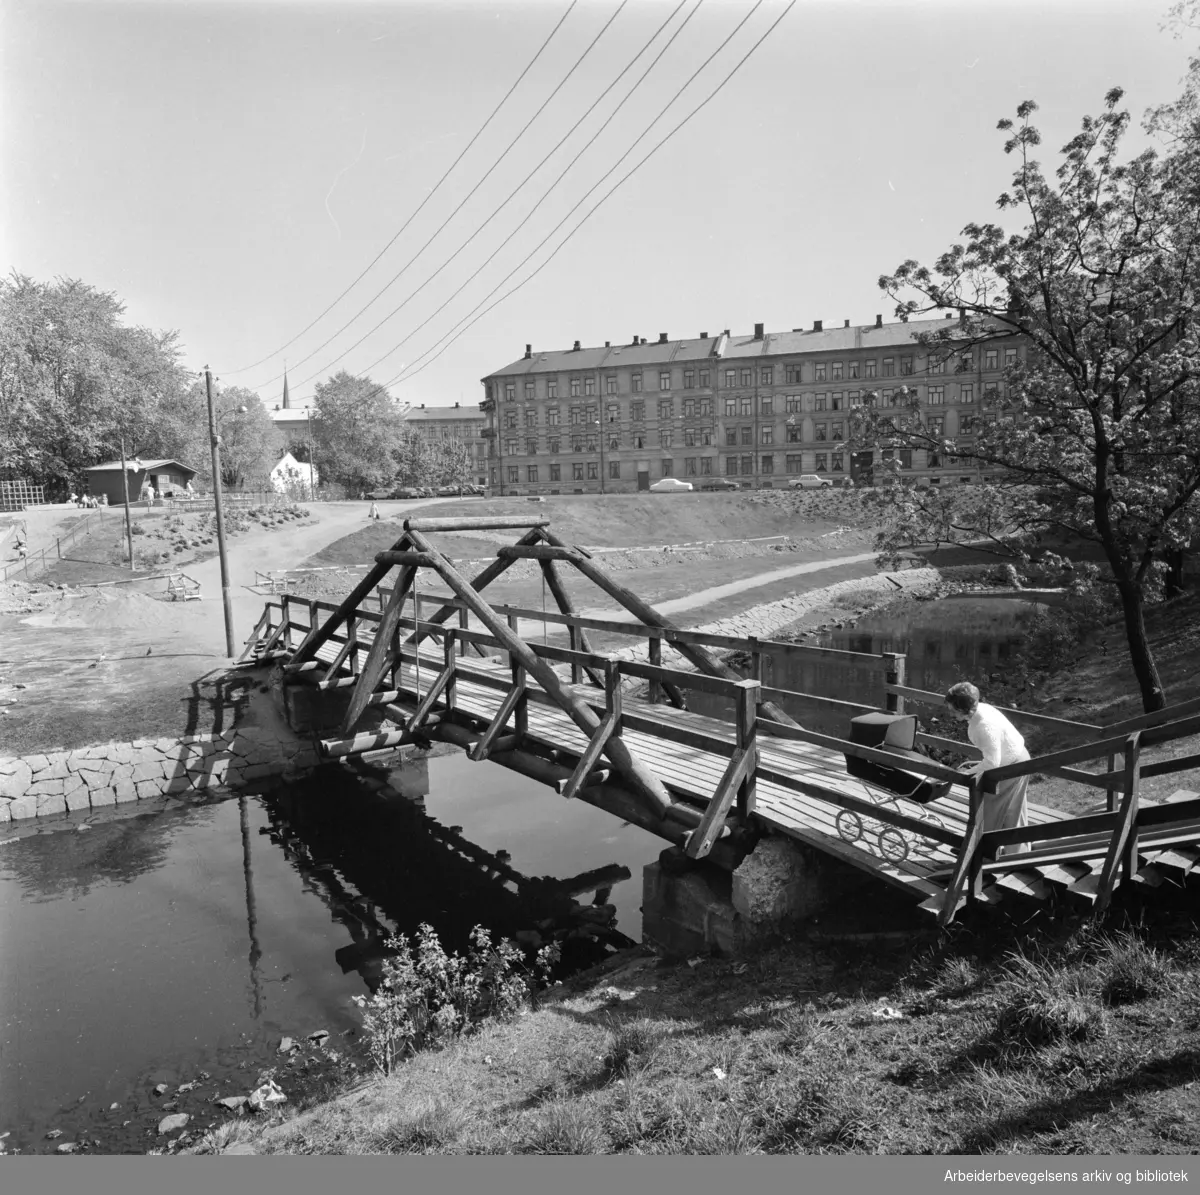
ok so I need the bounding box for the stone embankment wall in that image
[0,725,319,823]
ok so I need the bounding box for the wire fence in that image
[1,508,114,583]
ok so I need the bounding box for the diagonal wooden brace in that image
[324,632,358,681]
[684,745,755,860]
[470,672,527,762]
[339,565,417,736]
[939,778,986,927]
[1094,733,1142,911]
[560,711,618,801]
[404,660,457,738]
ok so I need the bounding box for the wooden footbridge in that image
[242,515,1200,927]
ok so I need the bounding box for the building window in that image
[659,371,671,391]
[587,461,598,480]
[609,460,620,479]
[685,458,697,476]
[550,463,561,481]
[505,410,518,429]
[760,426,773,445]
[661,458,673,476]
[864,359,876,379]
[700,428,712,446]
[608,435,620,450]
[507,465,519,482]
[815,424,827,441]
[831,421,843,440]
[586,435,598,452]
[548,437,561,453]
[741,454,754,475]
[900,356,914,376]
[724,398,737,417]
[814,363,827,382]
[740,426,753,446]
[527,465,538,482]
[570,376,581,397]
[898,448,913,469]
[813,393,827,411]
[630,400,645,422]
[683,369,695,389]
[740,368,751,387]
[786,454,802,473]
[505,383,516,401]
[684,428,697,448]
[657,399,673,420]
[761,396,773,416]
[882,358,894,377]
[524,409,537,426]
[831,362,843,381]
[725,369,736,388]
[659,429,672,448]
[526,438,538,455]
[725,456,738,475]
[583,376,595,396]
[683,397,696,417]
[984,349,998,370]
[814,452,827,471]
[831,393,843,411]
[633,432,645,449]
[547,378,558,398]
[831,453,844,472]
[573,462,584,480]
[848,361,860,379]
[786,424,801,443]
[568,406,581,425]
[928,385,944,404]
[524,381,535,399]
[739,397,752,416]
[505,439,518,455]
[982,384,999,406]
[571,437,583,453]
[1004,348,1018,367]
[929,415,945,436]
[605,401,619,424]
[725,428,738,447]
[546,407,560,426]
[761,367,773,386]
[761,454,774,474]
[959,384,974,404]
[785,395,802,413]
[880,388,894,407]
[785,364,802,384]
[700,398,713,416]
[698,369,710,387]
[631,372,642,392]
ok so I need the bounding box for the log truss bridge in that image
[243,515,1200,927]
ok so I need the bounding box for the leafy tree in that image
[310,372,405,494]
[178,382,281,490]
[850,83,1200,712]
[0,273,191,492]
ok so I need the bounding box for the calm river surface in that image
[0,750,663,1154]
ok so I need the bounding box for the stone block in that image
[37,757,70,782]
[135,779,162,800]
[89,787,117,808]
[36,793,67,817]
[7,794,38,820]
[113,780,137,804]
[0,764,32,798]
[65,786,92,813]
[154,737,177,753]
[0,757,19,774]
[24,754,49,774]
[164,776,193,795]
[132,761,162,783]
[108,744,134,765]
[732,836,870,927]
[78,768,109,790]
[83,745,112,760]
[67,754,88,773]
[61,773,85,797]
[641,857,740,959]
[29,778,65,797]
[0,800,9,823]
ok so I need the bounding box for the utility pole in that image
[119,435,134,570]
[205,366,236,658]
[306,407,316,502]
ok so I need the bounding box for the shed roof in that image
[86,459,197,476]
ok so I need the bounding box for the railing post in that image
[736,679,759,819]
[1121,734,1141,885]
[883,652,906,714]
[56,537,61,559]
[605,659,623,738]
[512,657,528,740]
[648,633,662,704]
[458,605,469,658]
[443,629,458,712]
[1106,749,1118,813]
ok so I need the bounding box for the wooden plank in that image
[885,683,1102,732]
[374,550,440,567]
[685,748,753,860]
[403,516,552,533]
[1140,754,1200,779]
[1106,695,1200,736]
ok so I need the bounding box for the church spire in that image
[282,365,290,410]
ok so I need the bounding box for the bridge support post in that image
[883,652,906,714]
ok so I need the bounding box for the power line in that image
[286,0,693,394]
[250,0,629,392]
[314,0,769,398]
[224,1,578,376]
[394,0,797,391]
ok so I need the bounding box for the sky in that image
[3,0,1196,412]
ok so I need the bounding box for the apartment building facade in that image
[401,402,489,487]
[479,316,1024,493]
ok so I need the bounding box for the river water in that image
[0,594,1045,1155]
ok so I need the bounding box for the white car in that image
[648,478,694,493]
[788,474,834,489]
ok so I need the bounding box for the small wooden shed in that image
[85,459,198,505]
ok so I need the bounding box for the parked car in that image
[391,487,420,499]
[788,474,834,489]
[700,478,740,491]
[365,487,393,500]
[648,478,694,493]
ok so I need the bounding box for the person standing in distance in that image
[945,681,1031,856]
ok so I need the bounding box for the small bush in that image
[993,954,1106,1051]
[370,1102,465,1154]
[519,1101,609,1154]
[934,957,981,998]
[1096,933,1178,1006]
[602,1019,658,1081]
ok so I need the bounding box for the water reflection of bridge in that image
[254,755,633,988]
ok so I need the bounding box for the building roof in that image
[402,405,484,421]
[481,316,998,379]
[86,459,197,476]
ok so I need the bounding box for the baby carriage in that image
[837,713,953,864]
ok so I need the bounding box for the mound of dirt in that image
[21,587,184,631]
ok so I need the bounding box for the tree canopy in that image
[310,372,406,495]
[849,77,1200,711]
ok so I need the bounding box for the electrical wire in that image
[224,1,578,376]
[248,0,628,391]
[285,0,692,394]
[393,0,796,389]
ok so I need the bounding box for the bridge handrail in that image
[883,682,1103,733]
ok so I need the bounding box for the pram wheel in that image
[877,827,909,863]
[835,809,863,844]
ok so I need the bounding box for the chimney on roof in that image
[844,319,850,328]
[945,312,953,319]
[421,403,426,409]
[700,331,708,339]
[875,314,883,328]
[658,332,668,344]
[605,340,610,347]
[524,344,532,359]
[572,340,581,351]
[813,320,823,332]
[454,401,460,408]
[724,328,730,336]
[632,333,639,346]
[754,322,764,340]
[640,337,647,345]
